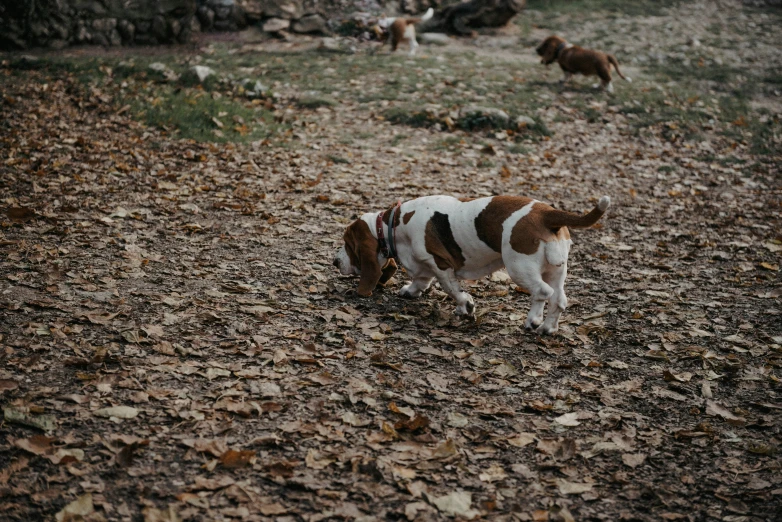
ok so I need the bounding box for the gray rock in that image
[148,62,179,81]
[191,65,216,83]
[263,17,291,32]
[76,23,92,43]
[190,15,202,33]
[214,6,232,20]
[237,0,264,22]
[197,6,215,29]
[51,21,69,40]
[91,32,109,46]
[460,105,509,121]
[419,32,450,46]
[318,37,341,52]
[109,29,122,46]
[92,18,117,33]
[29,21,49,38]
[117,20,135,42]
[152,15,168,40]
[262,0,303,20]
[515,115,536,127]
[177,24,192,43]
[170,19,181,37]
[291,14,326,34]
[135,20,152,34]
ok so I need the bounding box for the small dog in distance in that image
[537,35,631,93]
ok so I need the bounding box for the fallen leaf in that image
[219,449,256,468]
[508,433,536,447]
[55,493,95,522]
[557,479,594,495]
[428,490,479,519]
[553,412,580,427]
[621,453,647,468]
[93,406,139,419]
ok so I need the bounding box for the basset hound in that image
[333,195,611,335]
[537,35,631,93]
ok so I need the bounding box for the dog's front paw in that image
[524,316,543,331]
[535,323,558,336]
[399,284,422,299]
[454,297,475,317]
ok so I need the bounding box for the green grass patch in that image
[383,107,442,128]
[327,154,351,164]
[508,143,531,155]
[126,88,281,143]
[296,95,338,109]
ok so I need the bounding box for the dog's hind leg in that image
[596,67,613,92]
[504,254,555,332]
[406,26,418,56]
[408,38,419,56]
[537,264,567,335]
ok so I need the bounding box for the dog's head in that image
[333,217,397,296]
[371,24,389,42]
[536,35,566,65]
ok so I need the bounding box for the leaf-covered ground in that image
[1,1,781,521]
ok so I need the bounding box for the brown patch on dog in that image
[382,205,402,228]
[424,212,465,271]
[537,34,629,85]
[343,219,383,297]
[389,17,422,51]
[511,200,601,256]
[475,196,533,252]
[402,211,415,224]
[510,205,556,255]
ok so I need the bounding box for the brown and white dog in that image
[333,195,611,335]
[376,8,434,56]
[536,35,631,93]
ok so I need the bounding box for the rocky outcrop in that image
[0,0,197,49]
[198,0,332,35]
[417,0,526,35]
[0,1,527,49]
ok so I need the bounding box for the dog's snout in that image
[333,258,340,268]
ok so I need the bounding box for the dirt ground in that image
[1,1,781,521]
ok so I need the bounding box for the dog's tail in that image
[608,55,631,82]
[543,196,611,229]
[405,7,434,24]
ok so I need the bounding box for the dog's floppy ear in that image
[538,35,559,65]
[344,219,382,297]
[378,258,397,286]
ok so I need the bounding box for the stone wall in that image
[0,0,197,50]
[0,0,467,50]
[195,0,395,36]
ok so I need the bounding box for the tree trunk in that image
[417,0,527,36]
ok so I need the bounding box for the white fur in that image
[377,17,395,29]
[333,195,602,335]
